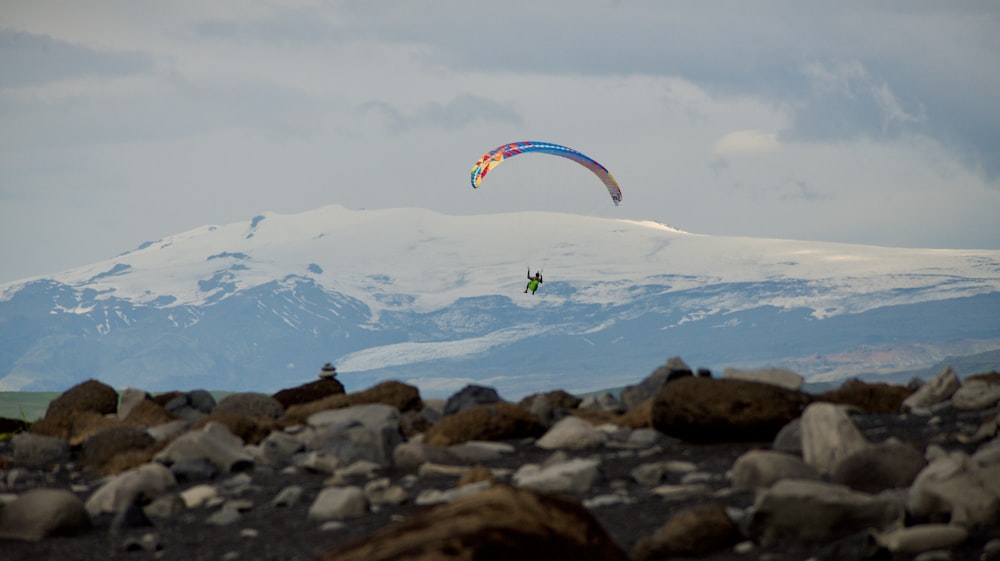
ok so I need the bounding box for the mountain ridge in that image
[2,205,999,397]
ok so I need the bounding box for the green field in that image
[0,392,60,422]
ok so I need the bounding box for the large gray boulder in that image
[0,488,91,541]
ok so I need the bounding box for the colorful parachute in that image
[470,141,622,205]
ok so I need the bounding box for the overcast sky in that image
[2,1,999,284]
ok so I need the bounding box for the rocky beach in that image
[1,359,999,561]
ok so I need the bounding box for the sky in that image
[2,0,999,284]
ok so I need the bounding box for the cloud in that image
[714,130,780,156]
[785,59,926,141]
[0,27,152,87]
[358,94,522,131]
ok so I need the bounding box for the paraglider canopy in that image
[470,141,622,206]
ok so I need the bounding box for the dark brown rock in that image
[619,397,654,429]
[538,390,582,410]
[631,503,742,561]
[213,392,284,419]
[315,484,629,561]
[651,376,812,443]
[423,403,545,446]
[123,399,178,427]
[281,380,422,426]
[817,378,913,414]
[271,378,345,409]
[966,371,1000,384]
[78,425,156,474]
[31,409,123,446]
[569,408,620,426]
[43,379,119,419]
[192,412,275,445]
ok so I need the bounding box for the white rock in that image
[730,450,821,490]
[512,458,601,495]
[650,483,711,501]
[300,451,342,474]
[748,479,904,546]
[307,403,400,430]
[908,451,1000,528]
[902,367,960,413]
[308,486,368,521]
[879,524,969,554]
[414,481,491,506]
[536,416,607,450]
[271,485,303,508]
[154,422,253,473]
[800,402,870,475]
[180,484,219,508]
[364,478,409,506]
[951,380,1000,411]
[85,463,176,516]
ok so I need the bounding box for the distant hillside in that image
[850,348,1000,385]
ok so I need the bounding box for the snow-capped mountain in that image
[2,205,999,398]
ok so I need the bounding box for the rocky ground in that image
[1,361,999,561]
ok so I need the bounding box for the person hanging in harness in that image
[524,268,543,294]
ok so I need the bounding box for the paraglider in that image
[470,141,622,206]
[470,141,622,295]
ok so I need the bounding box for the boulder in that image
[78,426,156,474]
[519,391,579,426]
[43,379,119,418]
[154,421,254,473]
[901,367,960,413]
[908,450,1000,528]
[31,408,123,446]
[730,449,820,490]
[622,356,692,410]
[85,462,177,516]
[800,402,870,475]
[213,392,284,419]
[631,503,742,561]
[535,416,607,450]
[314,485,628,561]
[424,403,545,446]
[281,380,422,426]
[816,378,913,414]
[11,432,71,468]
[0,489,91,541]
[122,399,177,427]
[830,438,926,493]
[308,486,368,521]
[512,457,602,495]
[747,479,904,546]
[193,412,275,445]
[444,384,503,415]
[722,366,803,390]
[651,376,812,443]
[116,387,151,420]
[878,524,969,555]
[951,378,1000,411]
[272,377,346,409]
